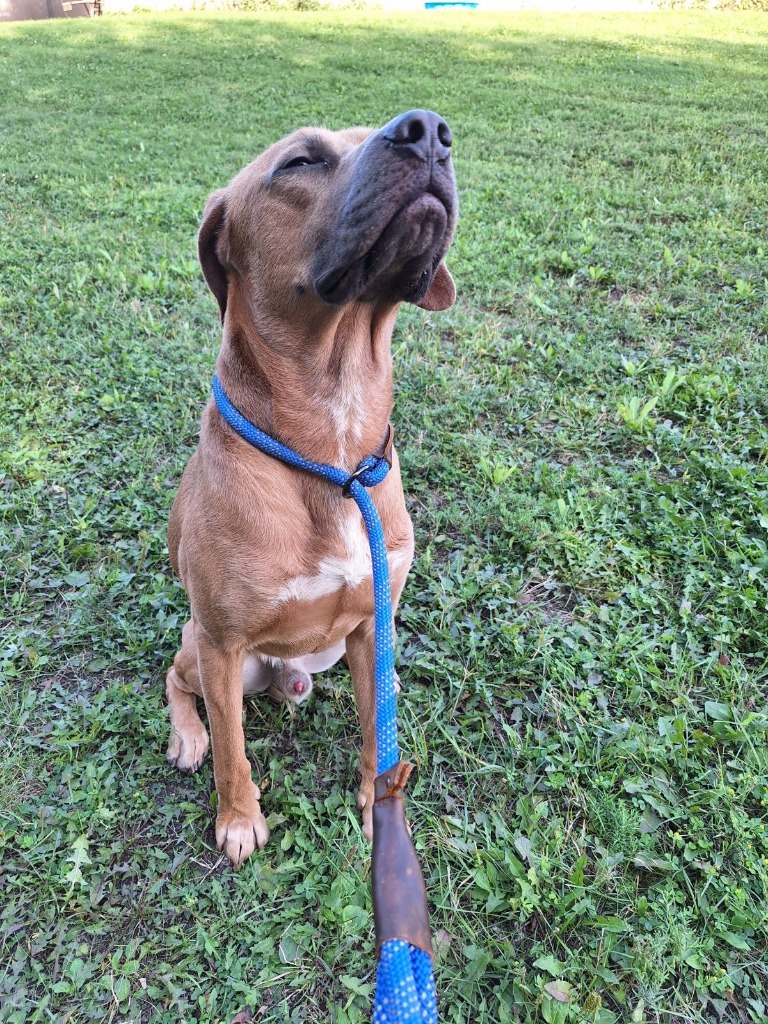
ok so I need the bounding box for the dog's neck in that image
[215,291,400,469]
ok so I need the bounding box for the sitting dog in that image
[166,110,457,868]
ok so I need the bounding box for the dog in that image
[166,110,457,868]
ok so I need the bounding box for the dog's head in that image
[198,110,457,327]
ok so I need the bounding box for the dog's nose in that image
[383,109,452,162]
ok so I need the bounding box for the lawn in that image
[1,8,768,1023]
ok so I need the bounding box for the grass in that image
[1,8,768,1023]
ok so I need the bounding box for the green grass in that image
[1,8,768,1023]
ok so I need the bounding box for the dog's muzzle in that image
[312,109,458,306]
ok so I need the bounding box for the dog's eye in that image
[281,155,322,170]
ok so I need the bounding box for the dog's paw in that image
[216,806,270,869]
[166,723,209,773]
[357,784,374,842]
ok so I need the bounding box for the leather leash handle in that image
[371,761,434,959]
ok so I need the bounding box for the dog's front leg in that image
[346,618,378,841]
[195,624,269,868]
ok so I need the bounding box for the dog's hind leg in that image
[166,619,210,773]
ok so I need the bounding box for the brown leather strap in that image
[379,424,394,469]
[371,761,433,959]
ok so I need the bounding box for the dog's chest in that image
[273,514,409,606]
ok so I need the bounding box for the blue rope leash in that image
[212,377,437,1024]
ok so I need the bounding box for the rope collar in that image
[212,375,393,496]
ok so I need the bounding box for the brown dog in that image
[166,110,457,868]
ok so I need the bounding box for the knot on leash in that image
[341,454,389,496]
[342,439,392,496]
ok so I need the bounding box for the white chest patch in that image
[276,516,370,605]
[273,515,409,606]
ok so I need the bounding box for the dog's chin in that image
[361,254,440,305]
[314,254,441,307]
[314,193,450,307]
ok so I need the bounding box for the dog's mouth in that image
[314,192,450,306]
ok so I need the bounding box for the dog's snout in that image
[383,109,452,161]
[313,109,458,306]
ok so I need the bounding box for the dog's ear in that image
[198,189,230,319]
[416,261,456,311]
